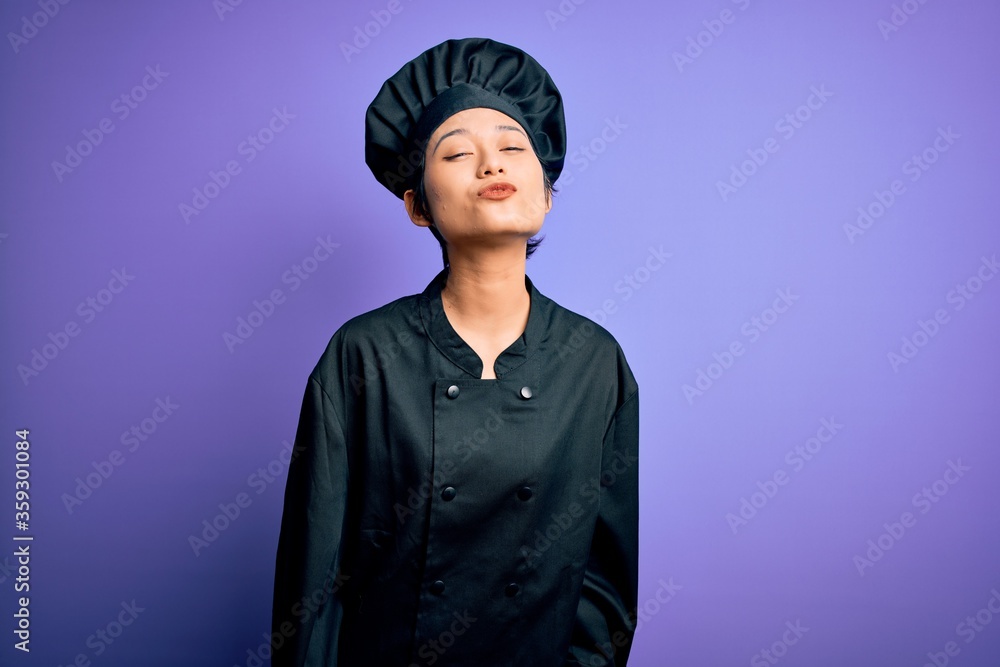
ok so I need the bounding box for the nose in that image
[477,151,506,178]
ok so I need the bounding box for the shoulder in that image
[309,291,423,381]
[536,288,638,400]
[338,292,422,342]
[539,288,627,355]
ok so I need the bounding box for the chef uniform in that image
[271,38,639,667]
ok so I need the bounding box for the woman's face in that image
[405,107,551,255]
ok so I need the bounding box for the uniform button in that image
[504,583,520,597]
[441,486,457,501]
[430,580,445,595]
[447,385,460,399]
[519,386,532,399]
[517,486,533,501]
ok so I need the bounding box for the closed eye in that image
[443,147,525,160]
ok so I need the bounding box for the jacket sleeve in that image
[271,372,350,667]
[566,389,639,666]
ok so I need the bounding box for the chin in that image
[483,210,545,235]
[490,223,544,241]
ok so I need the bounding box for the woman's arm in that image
[567,389,640,666]
[271,373,350,667]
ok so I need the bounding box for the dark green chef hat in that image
[365,37,566,199]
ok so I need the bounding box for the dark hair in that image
[408,158,556,269]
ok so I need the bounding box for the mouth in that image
[478,182,517,200]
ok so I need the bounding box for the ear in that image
[544,188,553,214]
[404,189,432,228]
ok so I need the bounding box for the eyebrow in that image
[432,124,528,155]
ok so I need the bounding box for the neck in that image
[441,246,529,329]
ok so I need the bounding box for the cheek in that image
[527,173,549,208]
[423,163,446,195]
[425,171,471,215]
[421,167,445,212]
[525,163,546,197]
[426,182,453,213]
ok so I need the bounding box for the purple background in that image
[2,0,999,665]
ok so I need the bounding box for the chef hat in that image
[365,37,567,199]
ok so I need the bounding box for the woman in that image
[272,38,639,666]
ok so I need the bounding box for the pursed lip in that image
[477,181,517,199]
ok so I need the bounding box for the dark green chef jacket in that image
[272,269,639,666]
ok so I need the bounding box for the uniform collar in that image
[419,268,548,379]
